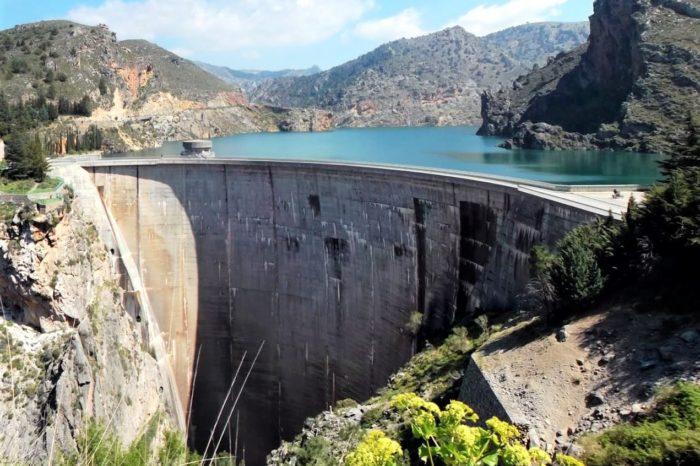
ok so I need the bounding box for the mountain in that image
[195,61,321,94]
[0,21,331,152]
[479,0,700,154]
[250,22,589,128]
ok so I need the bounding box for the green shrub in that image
[528,221,615,320]
[9,57,28,74]
[549,223,610,314]
[582,383,700,466]
[294,435,343,465]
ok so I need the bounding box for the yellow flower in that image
[390,392,440,415]
[555,454,585,466]
[345,430,402,466]
[485,417,520,445]
[439,400,479,426]
[501,444,531,466]
[528,447,552,465]
[452,425,486,449]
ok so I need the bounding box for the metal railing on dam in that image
[57,157,626,464]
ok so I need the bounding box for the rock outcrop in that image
[251,23,589,128]
[0,199,171,462]
[479,0,700,154]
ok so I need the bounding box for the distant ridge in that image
[249,22,590,128]
[195,62,321,94]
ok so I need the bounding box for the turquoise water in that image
[124,126,665,185]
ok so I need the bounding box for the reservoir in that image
[123,126,664,185]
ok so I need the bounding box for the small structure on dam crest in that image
[181,139,215,158]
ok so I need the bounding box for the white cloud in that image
[452,0,567,36]
[354,8,426,42]
[68,0,374,53]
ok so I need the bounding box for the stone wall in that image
[85,161,597,464]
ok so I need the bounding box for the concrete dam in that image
[76,159,605,464]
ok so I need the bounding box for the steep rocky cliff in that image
[0,199,172,462]
[251,23,589,128]
[0,21,330,153]
[479,0,700,154]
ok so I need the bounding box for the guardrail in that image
[0,178,65,205]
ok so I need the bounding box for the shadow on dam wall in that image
[87,162,596,465]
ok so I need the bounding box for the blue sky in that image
[0,0,593,70]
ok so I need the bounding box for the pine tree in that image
[58,97,71,115]
[98,76,108,96]
[661,113,700,174]
[4,132,48,181]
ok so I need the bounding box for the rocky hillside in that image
[195,62,321,95]
[251,22,589,128]
[0,198,174,462]
[0,21,330,153]
[479,0,700,154]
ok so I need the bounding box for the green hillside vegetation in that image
[0,21,236,106]
[0,92,103,180]
[0,21,106,104]
[525,119,700,319]
[582,382,700,466]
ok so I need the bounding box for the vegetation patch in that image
[377,327,478,403]
[526,167,699,320]
[0,202,17,222]
[582,382,700,466]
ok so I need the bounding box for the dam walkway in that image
[52,156,644,220]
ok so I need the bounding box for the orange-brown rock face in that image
[114,63,155,100]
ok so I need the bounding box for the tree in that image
[58,97,71,115]
[4,132,48,181]
[47,103,59,120]
[83,125,103,150]
[74,95,92,116]
[549,226,607,313]
[98,76,108,96]
[46,83,56,100]
[661,113,700,174]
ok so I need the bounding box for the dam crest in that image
[57,158,616,464]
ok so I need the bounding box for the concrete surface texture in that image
[81,160,601,464]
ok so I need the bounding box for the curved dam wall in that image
[85,160,597,464]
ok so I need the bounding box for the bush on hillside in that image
[527,220,616,320]
[548,222,613,315]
